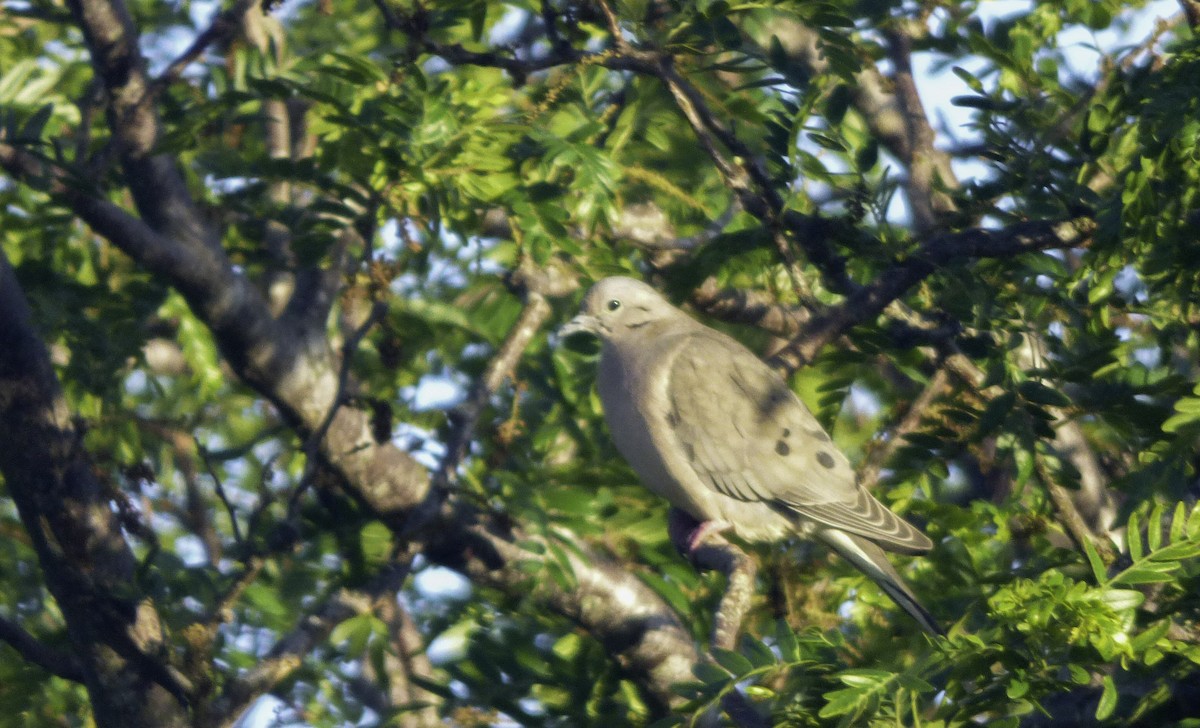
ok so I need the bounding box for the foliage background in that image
[2,0,1200,726]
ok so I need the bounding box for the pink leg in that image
[667,507,731,556]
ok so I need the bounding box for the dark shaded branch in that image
[154,0,259,88]
[0,251,189,726]
[691,280,810,339]
[1181,0,1200,28]
[374,0,587,82]
[769,217,1097,372]
[0,616,86,682]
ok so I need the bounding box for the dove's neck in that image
[609,312,695,345]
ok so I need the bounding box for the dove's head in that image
[559,277,679,343]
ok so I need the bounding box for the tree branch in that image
[884,25,959,232]
[0,616,86,682]
[0,251,189,726]
[769,217,1097,372]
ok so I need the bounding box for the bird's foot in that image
[667,508,731,557]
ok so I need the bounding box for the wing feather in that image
[665,330,931,554]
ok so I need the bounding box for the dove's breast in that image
[597,332,793,542]
[598,333,717,519]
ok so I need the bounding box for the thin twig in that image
[196,437,245,548]
[154,0,259,89]
[205,563,411,728]
[858,368,951,488]
[434,281,554,489]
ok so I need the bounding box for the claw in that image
[667,508,731,556]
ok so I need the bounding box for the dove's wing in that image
[665,330,931,555]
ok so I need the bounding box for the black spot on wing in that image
[816,451,836,469]
[775,440,790,456]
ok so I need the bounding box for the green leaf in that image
[818,687,864,718]
[837,669,892,687]
[774,620,800,662]
[1147,539,1200,561]
[1169,501,1188,544]
[1111,566,1174,585]
[1099,588,1145,610]
[1095,674,1118,720]
[692,662,730,685]
[17,104,53,141]
[977,391,1017,436]
[740,635,778,669]
[360,521,393,567]
[1018,380,1071,407]
[711,648,753,676]
[330,614,383,657]
[1147,502,1164,551]
[1082,532,1108,584]
[952,66,985,93]
[807,132,846,152]
[1006,678,1029,699]
[1127,511,1143,561]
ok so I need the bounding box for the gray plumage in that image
[560,276,940,635]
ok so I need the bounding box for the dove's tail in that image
[818,528,945,637]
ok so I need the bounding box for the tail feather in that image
[818,528,944,637]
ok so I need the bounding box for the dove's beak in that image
[557,314,601,340]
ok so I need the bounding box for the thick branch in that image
[67,0,216,252]
[433,514,699,711]
[0,252,189,726]
[691,279,810,339]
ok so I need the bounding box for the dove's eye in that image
[606,299,621,312]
